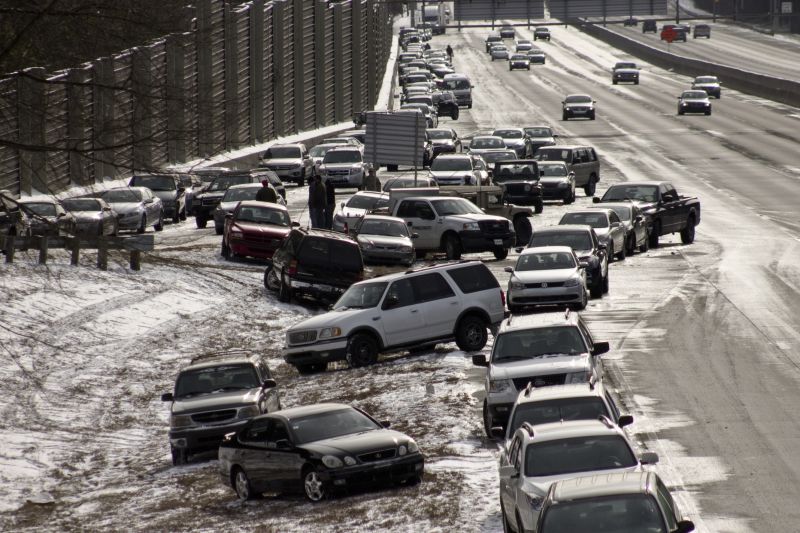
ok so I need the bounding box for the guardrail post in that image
[97,240,108,270]
[333,3,344,123]
[4,236,14,263]
[18,67,46,195]
[37,236,48,265]
[130,250,142,271]
[250,0,265,143]
[70,237,80,266]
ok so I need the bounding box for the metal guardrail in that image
[0,0,394,199]
[1,234,155,270]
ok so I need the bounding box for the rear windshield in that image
[509,398,608,433]
[525,435,637,477]
[324,151,361,164]
[265,146,301,159]
[536,149,570,162]
[471,137,505,149]
[222,187,259,202]
[538,163,568,177]
[540,494,665,533]
[298,237,363,271]
[601,185,658,203]
[130,175,174,191]
[524,127,553,138]
[446,263,500,293]
[22,202,57,216]
[530,231,593,251]
[494,326,587,361]
[483,151,516,165]
[493,130,523,139]
[560,212,609,228]
[443,79,471,91]
[494,163,538,181]
[61,198,100,211]
[208,176,252,192]
[431,158,471,171]
[175,364,259,398]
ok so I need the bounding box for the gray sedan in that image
[61,197,118,236]
[213,183,284,234]
[99,187,164,233]
[591,202,650,255]
[352,215,416,266]
[559,209,627,261]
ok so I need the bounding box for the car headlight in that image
[360,240,374,250]
[318,327,342,340]
[564,277,581,287]
[566,371,590,384]
[170,414,194,428]
[524,492,543,511]
[400,246,413,253]
[238,405,260,419]
[344,456,357,466]
[510,279,525,291]
[322,455,344,469]
[489,379,514,393]
[463,222,480,231]
[398,445,408,456]
[407,440,419,454]
[523,184,531,192]
[229,226,244,238]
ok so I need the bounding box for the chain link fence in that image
[0,0,393,198]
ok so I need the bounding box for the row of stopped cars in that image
[485,27,550,70]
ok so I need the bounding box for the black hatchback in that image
[264,228,364,304]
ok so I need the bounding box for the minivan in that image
[535,145,600,196]
[442,73,474,109]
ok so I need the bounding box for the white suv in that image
[319,146,367,189]
[472,310,609,434]
[282,261,506,374]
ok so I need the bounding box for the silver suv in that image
[283,261,506,374]
[473,310,609,433]
[319,146,368,189]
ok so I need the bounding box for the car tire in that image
[626,235,636,256]
[617,241,626,260]
[172,210,180,224]
[590,272,603,298]
[221,241,230,259]
[583,176,597,197]
[264,266,280,291]
[196,215,208,229]
[590,112,596,120]
[233,467,256,500]
[171,446,188,466]
[295,362,328,375]
[493,247,508,260]
[562,112,568,121]
[680,216,696,244]
[455,315,488,352]
[277,274,292,303]
[649,222,660,248]
[576,290,588,310]
[513,217,532,246]
[136,215,146,234]
[602,272,610,294]
[613,79,618,85]
[634,80,639,85]
[347,333,379,368]
[483,399,494,437]
[179,207,187,221]
[443,233,462,260]
[607,242,615,263]
[468,103,472,109]
[705,109,711,116]
[303,466,327,502]
[534,199,543,214]
[639,233,650,253]
[154,213,164,232]
[678,109,684,116]
[215,225,223,236]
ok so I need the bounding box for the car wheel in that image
[607,242,615,263]
[215,224,223,235]
[346,333,379,368]
[590,272,603,299]
[295,362,328,375]
[455,315,488,351]
[482,399,494,437]
[639,233,650,253]
[634,80,639,85]
[468,103,472,109]
[584,176,597,197]
[590,112,596,120]
[534,199,543,214]
[179,207,187,221]
[154,213,164,232]
[678,109,684,116]
[303,467,327,502]
[602,272,610,294]
[562,112,568,121]
[513,217,532,246]
[576,289,588,310]
[277,274,293,303]
[233,467,256,501]
[443,233,462,260]
[195,215,208,229]
[221,241,230,259]
[264,266,280,291]
[626,235,636,256]
[493,247,508,260]
[136,215,146,234]
[172,210,180,224]
[649,222,660,248]
[680,216,696,244]
[171,446,188,466]
[617,240,626,260]
[705,109,712,116]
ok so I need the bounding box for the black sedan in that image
[218,403,424,501]
[499,25,516,38]
[61,197,118,236]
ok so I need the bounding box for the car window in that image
[223,187,258,202]
[290,407,380,444]
[516,252,576,271]
[382,278,415,309]
[507,435,521,467]
[61,198,100,212]
[239,418,271,446]
[265,420,291,447]
[577,320,595,349]
[656,478,679,530]
[130,175,175,191]
[560,212,608,229]
[609,212,621,224]
[102,189,143,203]
[509,398,609,433]
[22,203,58,217]
[536,149,570,163]
[175,364,260,397]
[414,201,436,220]
[411,273,455,302]
[530,231,593,251]
[494,327,588,361]
[446,263,500,293]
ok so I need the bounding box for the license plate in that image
[494,239,503,245]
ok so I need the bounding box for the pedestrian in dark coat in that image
[308,175,326,228]
[255,179,278,203]
[324,180,336,229]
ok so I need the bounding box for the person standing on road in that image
[255,179,278,203]
[446,44,453,63]
[308,174,326,228]
[324,179,336,229]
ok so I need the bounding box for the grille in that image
[358,448,397,463]
[266,164,296,170]
[478,220,509,234]
[525,281,565,288]
[202,197,221,206]
[515,295,578,303]
[540,182,560,189]
[326,169,351,176]
[512,374,566,390]
[504,183,531,195]
[192,409,236,424]
[289,330,318,345]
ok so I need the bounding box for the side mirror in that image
[617,414,634,427]
[261,379,277,389]
[411,232,419,239]
[144,198,154,204]
[579,261,589,269]
[340,202,345,209]
[384,295,399,309]
[380,420,391,428]
[490,426,505,440]
[275,439,293,450]
[515,246,524,253]
[592,341,610,356]
[472,354,488,367]
[676,520,695,533]
[225,213,233,219]
[161,393,174,402]
[57,212,66,217]
[103,206,112,212]
[504,266,513,273]
[498,465,519,478]
[639,451,659,465]
[598,243,607,250]
[611,221,621,228]
[291,221,300,227]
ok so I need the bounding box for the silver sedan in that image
[61,197,118,236]
[352,215,416,266]
[559,209,627,261]
[505,246,588,312]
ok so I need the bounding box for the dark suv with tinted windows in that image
[492,160,543,213]
[264,228,364,305]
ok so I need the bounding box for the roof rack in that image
[523,381,534,398]
[520,422,535,438]
[189,349,250,365]
[564,307,571,320]
[597,414,615,429]
[404,259,474,275]
[588,375,597,391]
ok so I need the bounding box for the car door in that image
[263,419,305,491]
[257,362,280,412]
[499,435,522,518]
[410,272,460,339]
[631,204,647,246]
[659,184,682,233]
[608,211,625,253]
[144,189,160,223]
[379,278,426,346]
[236,418,273,493]
[397,200,438,249]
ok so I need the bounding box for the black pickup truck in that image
[594,181,700,247]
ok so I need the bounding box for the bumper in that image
[458,230,515,252]
[193,204,218,218]
[283,338,350,365]
[324,173,364,188]
[290,278,349,301]
[540,186,571,200]
[508,285,584,306]
[322,454,425,488]
[265,168,304,180]
[169,419,250,452]
[229,240,279,260]
[162,204,178,218]
[504,193,542,206]
[75,221,103,235]
[510,62,529,69]
[362,249,414,265]
[486,401,514,425]
[116,214,143,230]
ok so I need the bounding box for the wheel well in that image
[687,210,697,222]
[456,308,491,331]
[440,230,459,247]
[348,327,383,350]
[230,465,243,488]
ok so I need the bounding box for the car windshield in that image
[383,177,433,190]
[235,206,289,226]
[536,149,570,162]
[565,95,592,104]
[601,185,658,203]
[427,130,452,140]
[494,163,538,181]
[494,327,587,361]
[174,364,260,398]
[483,151,517,164]
[102,189,143,202]
[509,398,608,433]
[615,62,636,69]
[493,130,523,139]
[222,187,258,202]
[538,164,568,177]
[682,91,707,99]
[61,199,100,212]
[290,408,380,444]
[540,494,666,533]
[309,145,334,158]
[402,104,429,114]
[335,281,388,310]
[695,76,717,83]
[531,231,593,251]
[431,198,483,215]
[130,175,174,191]
[516,251,576,271]
[359,219,409,237]
[524,127,553,138]
[493,45,508,51]
[22,202,57,216]
[511,54,528,60]
[346,194,386,210]
[560,212,609,229]
[444,79,470,90]
[408,97,433,106]
[324,151,361,164]
[265,146,301,159]
[525,435,637,477]
[605,206,632,221]
[431,158,471,171]
[471,137,505,149]
[208,176,252,192]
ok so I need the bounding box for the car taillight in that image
[287,259,298,276]
[500,290,506,307]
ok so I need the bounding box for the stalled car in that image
[427,127,462,156]
[99,187,164,233]
[559,209,627,261]
[331,191,390,232]
[522,126,558,154]
[212,183,284,235]
[60,197,118,236]
[128,173,186,223]
[490,44,510,61]
[221,201,294,262]
[694,23,711,38]
[18,197,77,236]
[527,47,547,64]
[351,214,416,267]
[492,128,532,158]
[505,246,589,312]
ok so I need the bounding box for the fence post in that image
[272,1,286,137]
[224,1,239,150]
[37,236,48,265]
[352,1,364,115]
[17,67,47,195]
[333,3,345,124]
[131,47,154,173]
[314,0,327,128]
[70,237,80,265]
[165,34,187,164]
[196,0,214,156]
[250,0,265,143]
[130,250,142,271]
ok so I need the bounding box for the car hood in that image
[108,202,143,214]
[593,227,611,239]
[529,137,555,146]
[564,103,593,109]
[431,139,455,146]
[358,234,412,247]
[520,464,643,498]
[71,212,104,222]
[217,201,242,213]
[322,163,362,170]
[230,222,291,236]
[171,388,260,415]
[197,192,225,200]
[614,68,639,74]
[289,307,374,332]
[490,355,591,380]
[336,207,369,219]
[511,269,579,283]
[431,170,472,178]
[263,158,301,166]
[449,213,507,224]
[502,139,525,147]
[301,429,410,457]
[539,177,569,184]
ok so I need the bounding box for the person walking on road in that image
[308,174,326,228]
[324,179,336,229]
[446,44,454,63]
[255,179,278,203]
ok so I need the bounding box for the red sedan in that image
[221,200,295,261]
